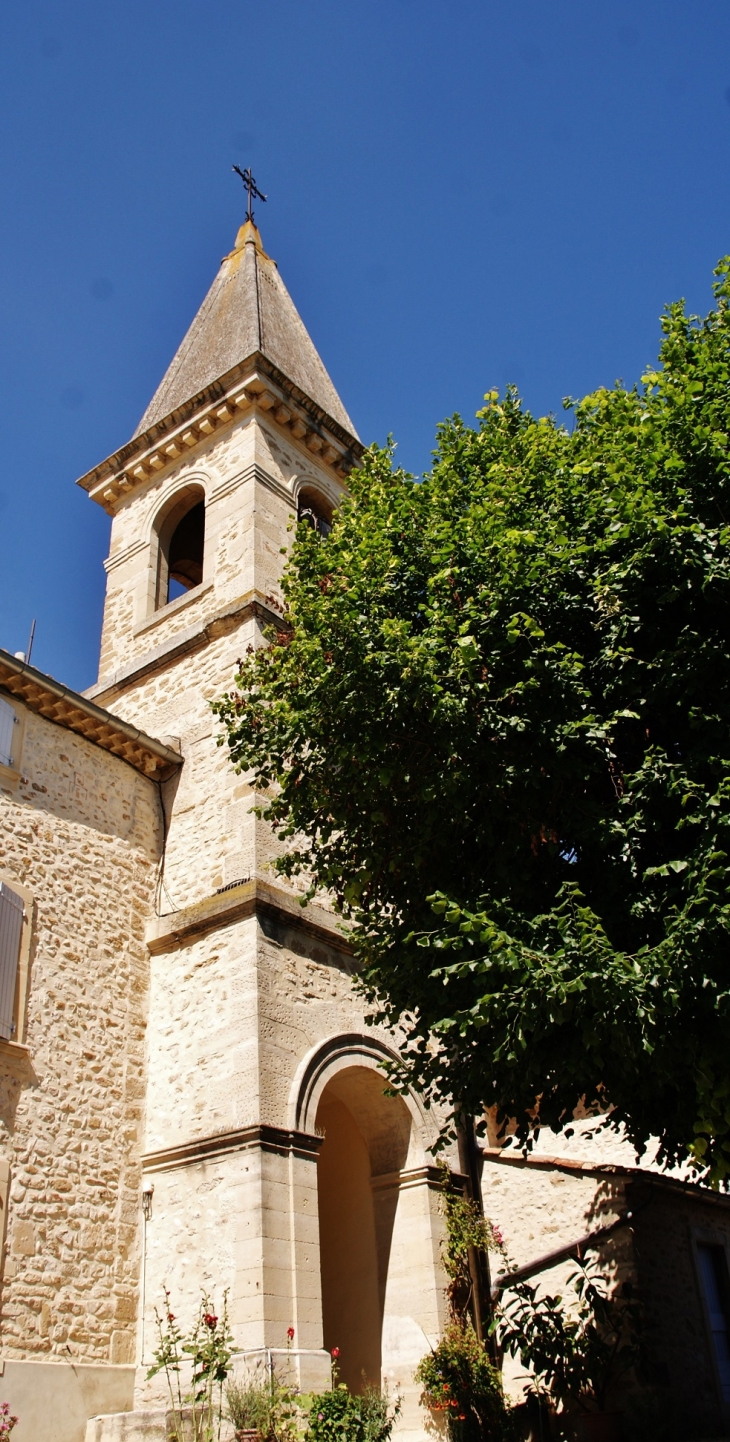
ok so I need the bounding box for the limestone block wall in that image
[0,705,160,1366]
[101,625,261,910]
[144,916,261,1153]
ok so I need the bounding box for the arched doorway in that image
[315,1066,412,1393]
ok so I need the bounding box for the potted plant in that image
[416,1320,514,1441]
[226,1362,301,1442]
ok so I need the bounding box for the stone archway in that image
[289,1034,449,1422]
[315,1066,412,1391]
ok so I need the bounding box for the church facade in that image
[2,214,730,1442]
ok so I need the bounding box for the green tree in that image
[214,261,730,1184]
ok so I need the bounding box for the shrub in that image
[306,1382,399,1442]
[494,1260,641,1415]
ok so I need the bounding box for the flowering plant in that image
[0,1403,17,1437]
[147,1286,233,1442]
[416,1166,514,1440]
[415,1323,512,1442]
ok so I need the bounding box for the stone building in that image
[1,213,730,1442]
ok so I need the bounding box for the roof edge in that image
[76,350,363,500]
[0,649,182,781]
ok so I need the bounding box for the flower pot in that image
[574,1414,623,1442]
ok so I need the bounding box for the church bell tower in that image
[77,196,449,1433]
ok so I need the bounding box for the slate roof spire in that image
[135,219,356,438]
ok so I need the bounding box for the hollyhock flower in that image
[331,1347,340,1358]
[204,1313,218,1329]
[287,1327,295,1341]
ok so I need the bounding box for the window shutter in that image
[0,698,14,768]
[0,882,24,1040]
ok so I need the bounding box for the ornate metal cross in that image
[233,165,267,224]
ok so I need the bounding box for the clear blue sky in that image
[2,1,730,691]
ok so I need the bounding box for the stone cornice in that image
[141,1122,323,1174]
[0,649,182,782]
[85,589,286,705]
[145,875,351,957]
[76,352,364,515]
[370,1164,452,1194]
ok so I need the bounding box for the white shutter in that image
[0,882,24,1040]
[0,698,14,768]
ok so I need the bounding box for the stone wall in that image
[482,1148,730,1432]
[0,702,160,1368]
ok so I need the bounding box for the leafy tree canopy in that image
[214,261,730,1185]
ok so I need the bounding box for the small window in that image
[698,1242,730,1403]
[0,881,24,1041]
[154,487,206,610]
[0,697,15,768]
[298,488,332,538]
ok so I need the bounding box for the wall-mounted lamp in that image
[142,1182,154,1222]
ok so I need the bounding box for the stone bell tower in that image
[78,208,450,1436]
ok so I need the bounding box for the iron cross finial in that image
[233,165,267,224]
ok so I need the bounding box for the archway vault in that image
[289,1032,439,1164]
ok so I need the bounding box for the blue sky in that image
[2,1,730,690]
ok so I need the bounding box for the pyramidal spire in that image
[135,217,356,438]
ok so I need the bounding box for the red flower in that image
[287,1327,295,1341]
[331,1347,340,1358]
[167,1314,175,1324]
[204,1313,218,1329]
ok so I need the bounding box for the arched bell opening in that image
[297,486,333,538]
[153,484,206,609]
[315,1065,412,1393]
